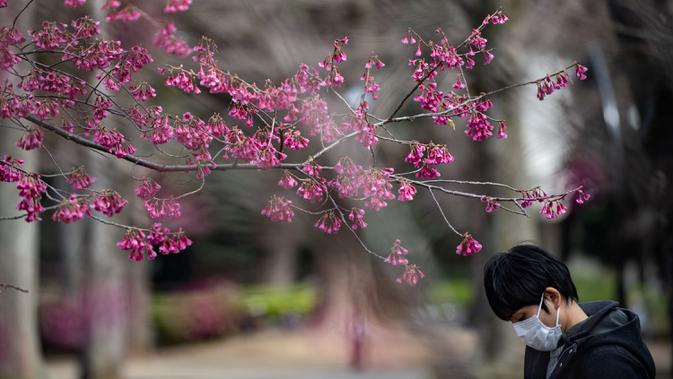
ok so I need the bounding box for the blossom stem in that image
[428,188,462,237]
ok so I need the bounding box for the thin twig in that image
[0,283,29,294]
[12,0,35,29]
[428,188,462,237]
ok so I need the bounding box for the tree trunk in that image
[79,154,127,379]
[260,222,300,285]
[0,3,47,378]
[0,132,46,379]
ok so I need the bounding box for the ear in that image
[544,287,562,308]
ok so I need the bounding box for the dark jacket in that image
[524,301,656,379]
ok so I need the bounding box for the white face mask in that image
[512,293,562,351]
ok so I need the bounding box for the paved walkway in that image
[47,327,436,379]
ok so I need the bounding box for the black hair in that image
[483,244,579,321]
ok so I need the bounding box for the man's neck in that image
[564,302,589,332]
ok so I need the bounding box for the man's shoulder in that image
[571,344,653,378]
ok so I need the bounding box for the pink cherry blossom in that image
[141,113,174,145]
[165,71,200,94]
[404,143,426,167]
[29,21,73,49]
[497,121,508,139]
[16,173,46,222]
[117,229,156,261]
[93,127,136,158]
[52,195,91,224]
[129,82,156,101]
[0,26,24,70]
[483,50,495,65]
[144,197,181,219]
[283,128,309,150]
[384,239,409,266]
[398,181,417,202]
[66,167,96,189]
[469,29,487,50]
[485,10,509,25]
[164,0,192,13]
[416,165,440,179]
[134,178,161,200]
[154,22,192,57]
[147,223,192,255]
[296,180,326,202]
[314,211,342,234]
[424,144,454,165]
[261,195,294,222]
[278,171,298,189]
[64,0,86,8]
[540,199,567,220]
[207,114,229,137]
[456,233,482,256]
[16,128,43,150]
[396,264,424,286]
[0,155,24,182]
[453,75,466,90]
[361,168,395,211]
[466,112,494,141]
[301,162,322,178]
[536,71,573,101]
[575,189,591,204]
[92,190,127,217]
[348,207,367,230]
[576,64,588,80]
[480,196,501,213]
[102,1,141,22]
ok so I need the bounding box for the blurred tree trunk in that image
[260,222,300,285]
[0,132,47,379]
[79,155,127,379]
[125,263,151,354]
[0,4,46,379]
[78,2,135,377]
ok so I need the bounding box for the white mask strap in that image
[555,302,561,327]
[536,293,545,317]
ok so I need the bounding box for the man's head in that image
[483,244,579,327]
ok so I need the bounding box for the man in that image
[483,244,656,379]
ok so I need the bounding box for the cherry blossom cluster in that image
[261,195,294,223]
[404,142,454,179]
[456,233,482,256]
[117,224,192,261]
[16,128,43,151]
[1,157,46,222]
[480,196,501,213]
[92,190,127,217]
[0,156,23,183]
[154,22,193,58]
[102,0,141,23]
[66,167,96,189]
[16,174,47,222]
[143,197,181,219]
[380,240,424,286]
[52,195,91,224]
[575,189,591,204]
[0,3,594,282]
[164,0,192,14]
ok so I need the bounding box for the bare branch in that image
[0,283,29,294]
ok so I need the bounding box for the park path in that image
[47,327,439,379]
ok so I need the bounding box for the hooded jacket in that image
[523,301,656,379]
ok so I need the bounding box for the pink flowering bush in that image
[0,2,591,286]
